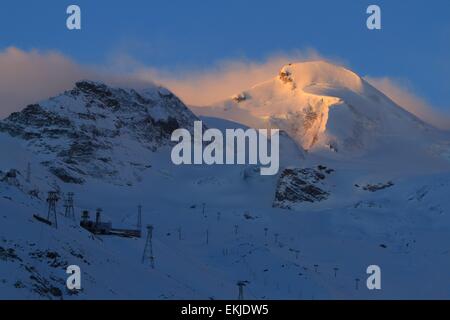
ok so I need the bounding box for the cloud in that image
[0,47,93,118]
[131,49,338,106]
[365,76,450,130]
[1,46,448,131]
[0,47,156,118]
[0,47,336,117]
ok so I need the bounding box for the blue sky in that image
[1,0,449,110]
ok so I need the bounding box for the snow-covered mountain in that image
[2,62,450,300]
[193,61,443,160]
[0,81,198,185]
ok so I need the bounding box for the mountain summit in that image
[0,81,198,184]
[197,61,436,156]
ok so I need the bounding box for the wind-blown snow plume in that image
[365,76,450,130]
[0,47,92,117]
[132,50,331,106]
[1,47,447,131]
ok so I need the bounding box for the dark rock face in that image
[0,246,21,262]
[273,167,332,209]
[0,104,73,139]
[357,181,394,192]
[49,167,85,184]
[232,93,247,103]
[0,81,199,184]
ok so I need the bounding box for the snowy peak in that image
[0,81,199,185]
[69,80,195,123]
[202,60,434,155]
[278,61,364,93]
